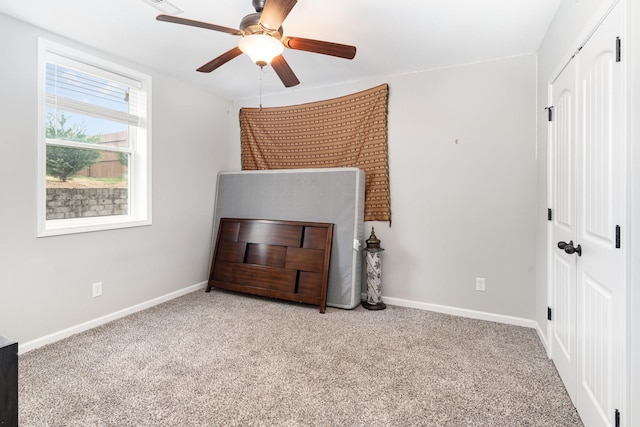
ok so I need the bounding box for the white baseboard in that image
[535,322,550,356]
[378,295,539,330]
[22,286,544,355]
[18,281,208,354]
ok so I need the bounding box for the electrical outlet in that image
[92,282,103,297]
[476,277,486,292]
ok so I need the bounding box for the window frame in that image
[37,38,152,237]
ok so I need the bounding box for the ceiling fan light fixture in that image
[238,34,284,67]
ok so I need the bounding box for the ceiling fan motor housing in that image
[240,12,283,38]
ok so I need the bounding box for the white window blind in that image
[45,56,145,129]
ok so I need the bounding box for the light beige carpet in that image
[19,289,583,426]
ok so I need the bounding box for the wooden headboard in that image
[206,218,334,313]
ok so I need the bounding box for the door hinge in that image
[615,409,620,427]
[547,208,552,221]
[547,307,552,321]
[615,225,621,249]
[545,106,554,122]
[616,37,621,62]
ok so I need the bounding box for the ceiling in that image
[0,0,561,101]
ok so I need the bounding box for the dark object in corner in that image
[207,218,334,313]
[0,335,18,427]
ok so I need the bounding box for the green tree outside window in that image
[46,113,101,182]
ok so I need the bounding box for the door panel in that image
[550,58,577,403]
[575,3,624,426]
[554,85,575,231]
[582,51,615,242]
[581,273,613,419]
[553,254,573,360]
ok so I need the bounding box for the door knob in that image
[564,243,582,256]
[562,241,582,256]
[557,240,582,256]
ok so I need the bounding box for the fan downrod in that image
[252,0,265,12]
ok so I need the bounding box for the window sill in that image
[37,215,151,237]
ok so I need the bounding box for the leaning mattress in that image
[212,168,365,309]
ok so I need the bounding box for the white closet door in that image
[549,57,577,403]
[575,3,625,426]
[549,3,626,426]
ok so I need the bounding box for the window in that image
[37,39,151,236]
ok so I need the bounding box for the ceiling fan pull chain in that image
[259,65,263,111]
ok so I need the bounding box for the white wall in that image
[228,54,538,321]
[0,13,232,348]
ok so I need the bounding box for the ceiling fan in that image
[156,0,357,88]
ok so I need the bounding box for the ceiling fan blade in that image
[197,47,244,73]
[156,14,242,36]
[271,55,300,87]
[283,36,356,59]
[259,0,297,31]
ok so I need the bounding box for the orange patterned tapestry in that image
[240,84,390,222]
